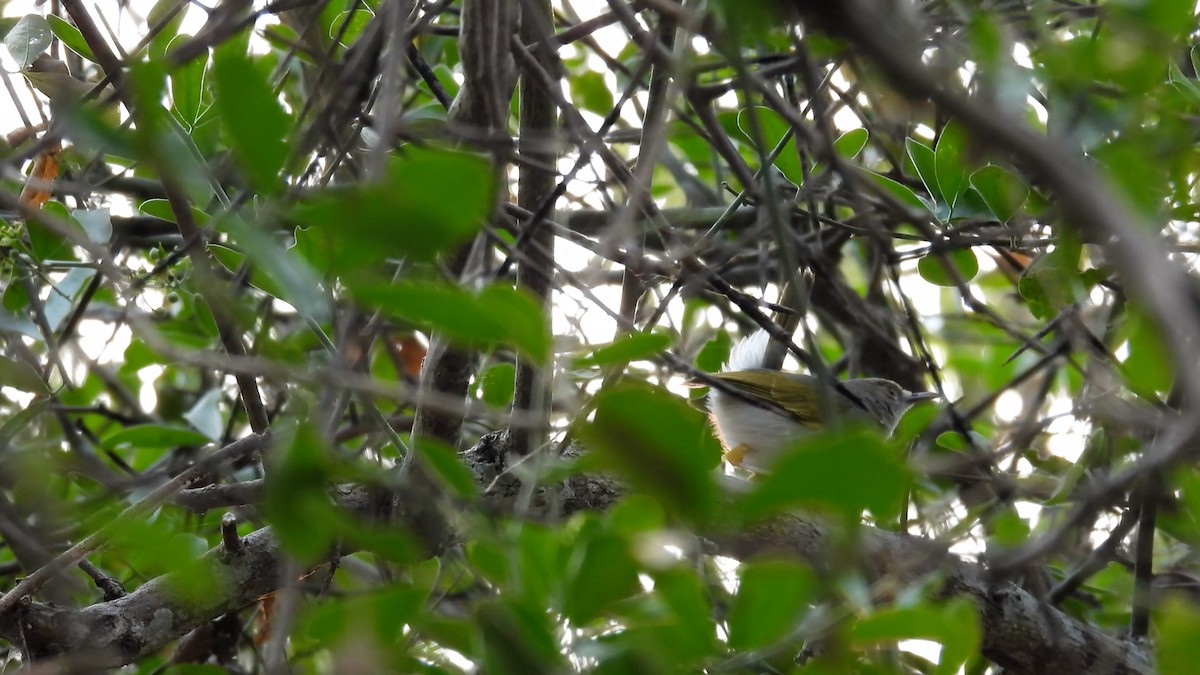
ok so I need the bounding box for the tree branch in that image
[0,432,1151,674]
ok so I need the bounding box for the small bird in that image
[706,330,937,472]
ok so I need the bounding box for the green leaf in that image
[743,429,909,523]
[970,165,1029,222]
[44,267,96,332]
[866,170,933,212]
[1156,598,1200,675]
[918,249,980,287]
[1109,0,1192,37]
[45,16,95,62]
[413,438,477,498]
[1017,237,1083,318]
[694,331,732,373]
[138,198,210,226]
[651,568,717,660]
[4,15,52,69]
[356,282,549,362]
[833,127,869,159]
[571,70,614,115]
[0,355,48,394]
[727,559,816,650]
[183,388,224,441]
[329,9,373,47]
[147,0,187,57]
[906,137,938,199]
[127,59,172,151]
[72,207,112,244]
[849,599,980,675]
[0,309,38,339]
[934,120,970,210]
[27,204,75,261]
[2,278,29,313]
[109,516,209,579]
[212,41,289,193]
[1121,309,1173,396]
[736,106,802,185]
[217,218,329,321]
[265,423,340,561]
[476,599,567,674]
[292,147,495,270]
[0,398,46,448]
[812,128,869,175]
[169,34,207,127]
[479,362,517,407]
[582,385,721,523]
[517,525,559,607]
[562,526,641,623]
[102,424,211,450]
[575,331,671,368]
[989,506,1030,548]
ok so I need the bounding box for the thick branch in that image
[0,432,1150,673]
[511,0,558,456]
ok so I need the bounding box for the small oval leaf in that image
[918,248,980,287]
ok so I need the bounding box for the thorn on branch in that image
[220,513,241,556]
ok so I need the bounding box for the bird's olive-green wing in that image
[708,370,822,428]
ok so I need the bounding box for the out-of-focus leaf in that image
[476,598,567,674]
[0,356,48,394]
[561,524,640,623]
[743,429,909,523]
[26,203,75,261]
[45,15,95,62]
[4,15,52,69]
[1017,236,1084,319]
[356,282,549,362]
[572,70,614,115]
[970,165,1029,222]
[169,34,206,126]
[728,559,816,650]
[812,128,869,176]
[649,567,717,661]
[582,385,721,523]
[1157,597,1200,675]
[918,249,980,287]
[0,398,46,447]
[139,198,210,226]
[212,41,289,193]
[479,362,516,407]
[413,438,477,498]
[934,120,970,210]
[72,207,112,244]
[102,424,211,450]
[1121,309,1173,397]
[183,388,224,441]
[866,170,933,212]
[906,137,938,199]
[329,9,373,47]
[694,330,732,374]
[0,310,39,339]
[265,422,340,561]
[574,332,671,368]
[850,600,980,675]
[736,106,802,185]
[218,217,329,320]
[292,148,494,272]
[44,267,95,332]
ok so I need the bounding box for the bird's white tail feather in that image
[726,329,771,371]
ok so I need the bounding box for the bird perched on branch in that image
[706,329,937,472]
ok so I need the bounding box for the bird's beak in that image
[906,391,940,403]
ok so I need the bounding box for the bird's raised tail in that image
[725,328,772,372]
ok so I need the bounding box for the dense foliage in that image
[0,0,1196,672]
